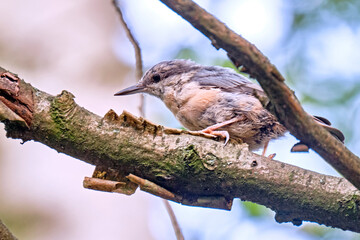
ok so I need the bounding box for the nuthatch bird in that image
[115,59,344,153]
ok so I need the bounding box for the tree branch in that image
[112,0,145,117]
[158,0,360,190]
[0,67,360,232]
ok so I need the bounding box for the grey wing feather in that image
[192,66,266,97]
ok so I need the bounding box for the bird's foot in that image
[192,118,244,145]
[200,128,230,145]
[261,140,276,159]
[188,128,230,145]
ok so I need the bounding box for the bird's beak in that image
[114,84,145,96]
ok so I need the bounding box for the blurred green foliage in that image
[300,82,360,106]
[301,224,335,238]
[174,47,199,61]
[281,0,360,145]
[241,201,270,218]
[290,0,360,29]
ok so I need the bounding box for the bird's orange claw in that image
[199,129,230,145]
[195,118,242,145]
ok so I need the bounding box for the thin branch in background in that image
[0,220,18,240]
[112,0,145,117]
[163,200,184,240]
[112,1,184,238]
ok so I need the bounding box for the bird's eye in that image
[152,74,161,83]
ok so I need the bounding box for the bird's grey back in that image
[189,63,266,98]
[149,59,268,100]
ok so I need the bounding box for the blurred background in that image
[0,0,359,239]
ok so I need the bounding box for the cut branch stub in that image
[85,164,233,210]
[0,68,33,127]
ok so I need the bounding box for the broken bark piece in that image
[127,173,177,201]
[291,142,310,153]
[0,68,34,126]
[83,177,138,195]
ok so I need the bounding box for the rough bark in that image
[0,68,360,232]
[159,0,360,191]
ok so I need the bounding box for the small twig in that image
[112,1,183,237]
[163,200,185,240]
[126,174,187,238]
[0,219,18,240]
[126,174,176,200]
[112,0,145,117]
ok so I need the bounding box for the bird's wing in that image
[192,66,266,98]
[192,65,346,143]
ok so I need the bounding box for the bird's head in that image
[114,59,200,99]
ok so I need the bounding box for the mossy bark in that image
[1,69,359,232]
